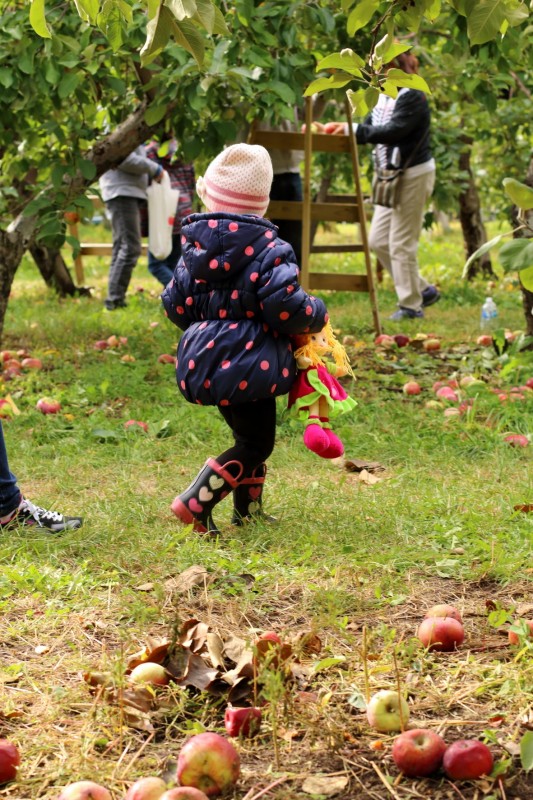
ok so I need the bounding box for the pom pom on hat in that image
[196,143,273,216]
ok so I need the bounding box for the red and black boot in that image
[171,458,243,535]
[231,463,276,525]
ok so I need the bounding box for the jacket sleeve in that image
[356,90,428,146]
[117,149,161,178]
[161,262,193,332]
[256,243,328,335]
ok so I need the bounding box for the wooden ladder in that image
[249,95,381,334]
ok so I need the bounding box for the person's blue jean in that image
[105,196,143,307]
[148,234,182,287]
[0,421,21,517]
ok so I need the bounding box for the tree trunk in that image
[459,135,495,279]
[0,231,26,337]
[30,244,91,297]
[512,154,533,336]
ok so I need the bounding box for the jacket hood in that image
[180,212,279,283]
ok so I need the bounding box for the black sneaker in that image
[422,285,441,307]
[104,299,128,311]
[1,498,83,532]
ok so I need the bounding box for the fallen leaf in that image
[206,632,226,669]
[180,619,209,653]
[34,645,49,655]
[302,775,349,796]
[356,469,381,485]
[134,582,154,592]
[514,504,533,513]
[165,565,210,592]
[344,458,386,473]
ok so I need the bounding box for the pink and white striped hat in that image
[196,143,273,217]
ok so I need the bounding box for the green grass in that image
[0,220,531,799]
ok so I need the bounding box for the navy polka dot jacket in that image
[161,212,328,407]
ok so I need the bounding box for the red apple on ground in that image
[526,377,533,389]
[476,334,493,347]
[158,354,176,364]
[442,739,493,780]
[436,386,458,402]
[417,617,465,652]
[504,434,529,447]
[107,335,119,347]
[93,340,109,351]
[124,420,149,432]
[444,407,460,418]
[393,334,410,347]
[392,728,446,777]
[366,690,410,733]
[508,619,533,645]
[258,631,282,645]
[447,379,459,389]
[402,381,421,396]
[424,604,463,623]
[160,789,210,800]
[128,662,170,687]
[176,732,240,797]
[224,706,262,738]
[21,357,43,370]
[58,781,112,800]
[374,334,395,347]
[125,777,167,800]
[0,739,20,784]
[423,338,441,352]
[36,398,61,414]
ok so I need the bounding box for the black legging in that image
[217,397,276,477]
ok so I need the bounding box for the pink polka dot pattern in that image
[204,379,211,388]
[219,309,227,318]
[229,322,238,329]
[279,311,289,320]
[287,285,294,293]
[220,399,230,406]
[250,272,259,282]
[224,262,231,271]
[208,219,218,228]
[229,222,239,232]
[195,241,200,249]
[180,380,186,390]
[176,306,184,314]
[239,380,248,390]
[282,368,289,377]
[181,235,186,245]
[245,246,254,256]
[188,359,195,369]
[209,259,218,269]
[199,322,208,329]
[260,360,269,370]
[221,360,231,369]
[274,257,281,266]
[186,296,193,305]
[245,340,254,350]
[246,310,255,318]
[305,305,312,315]
[206,340,215,349]
[265,230,274,239]
[231,290,238,299]
[271,384,277,393]
[267,242,275,248]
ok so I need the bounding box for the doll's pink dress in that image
[288,363,356,419]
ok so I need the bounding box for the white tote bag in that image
[146,171,180,261]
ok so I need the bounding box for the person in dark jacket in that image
[316,52,439,321]
[161,143,328,535]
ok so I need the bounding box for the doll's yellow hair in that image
[293,320,354,377]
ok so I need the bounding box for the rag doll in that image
[288,321,356,458]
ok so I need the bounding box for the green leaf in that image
[170,18,205,65]
[385,68,431,94]
[519,265,533,292]
[78,159,97,180]
[304,74,352,97]
[91,428,120,442]
[499,238,533,273]
[265,80,296,104]
[73,0,100,24]
[0,68,14,89]
[193,0,215,33]
[318,50,365,75]
[467,0,507,45]
[144,103,168,126]
[141,4,172,64]
[502,178,533,210]
[312,656,346,674]
[29,0,52,38]
[165,0,198,22]
[461,234,504,278]
[58,72,81,99]
[347,0,379,36]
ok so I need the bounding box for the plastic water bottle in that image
[480,297,498,331]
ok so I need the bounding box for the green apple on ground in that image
[366,690,409,733]
[442,739,493,780]
[0,739,20,784]
[176,732,240,797]
[392,729,447,777]
[417,617,465,651]
[128,662,170,687]
[125,777,167,800]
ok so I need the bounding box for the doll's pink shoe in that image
[303,423,330,456]
[321,429,344,459]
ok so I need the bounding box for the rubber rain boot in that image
[231,463,276,525]
[171,458,243,535]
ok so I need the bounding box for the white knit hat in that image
[196,143,273,216]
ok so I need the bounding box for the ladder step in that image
[309,273,369,292]
[80,243,148,256]
[311,244,365,254]
[250,130,351,154]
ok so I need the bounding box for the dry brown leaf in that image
[134,582,154,592]
[302,775,349,797]
[180,619,209,653]
[344,458,386,473]
[206,632,226,669]
[164,564,210,592]
[223,635,248,664]
[356,469,381,485]
[516,602,533,616]
[296,632,322,656]
[175,653,221,692]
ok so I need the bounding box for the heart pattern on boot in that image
[248,501,260,514]
[198,487,213,502]
[189,498,204,513]
[249,487,262,500]
[209,475,224,490]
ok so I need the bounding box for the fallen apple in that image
[423,338,441,352]
[125,777,167,800]
[258,631,282,645]
[443,407,460,418]
[392,728,446,777]
[424,400,443,410]
[508,619,533,645]
[176,732,240,797]
[0,400,13,419]
[93,340,109,351]
[526,377,533,389]
[21,357,43,370]
[160,789,210,800]
[504,434,529,448]
[424,604,463,623]
[125,420,149,432]
[402,381,421,396]
[36,398,61,414]
[393,334,410,347]
[436,386,458,402]
[476,334,493,347]
[58,781,112,800]
[417,617,465,652]
[224,706,262,738]
[374,334,395,347]
[442,739,493,780]
[158,354,176,364]
[366,690,410,733]
[128,662,170,687]
[107,335,120,347]
[0,739,20,784]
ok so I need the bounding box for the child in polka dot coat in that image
[161,143,328,535]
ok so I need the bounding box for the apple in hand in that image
[417,617,464,652]
[177,732,240,797]
[424,604,463,623]
[402,381,421,396]
[58,781,112,800]
[442,739,493,780]
[224,706,262,738]
[508,619,533,645]
[0,739,20,784]
[125,777,167,800]
[129,662,170,687]
[366,690,409,733]
[36,398,61,414]
[160,789,210,800]
[392,728,446,777]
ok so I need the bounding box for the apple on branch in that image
[392,728,446,777]
[366,690,409,733]
[176,732,240,797]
